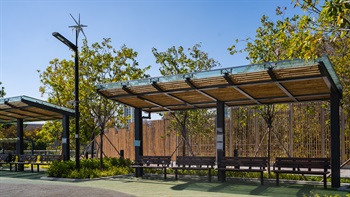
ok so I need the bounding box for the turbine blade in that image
[81,29,87,40]
[70,13,79,25]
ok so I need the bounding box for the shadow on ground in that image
[170,178,348,197]
[1,169,349,197]
[0,168,46,180]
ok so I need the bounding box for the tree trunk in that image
[91,132,95,159]
[182,129,186,156]
[100,128,104,169]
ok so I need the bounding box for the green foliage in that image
[38,38,150,147]
[152,43,220,76]
[47,160,76,178]
[174,169,213,177]
[46,157,133,179]
[228,0,350,159]
[225,171,263,179]
[0,82,5,98]
[0,125,18,150]
[290,0,350,136]
[152,44,219,156]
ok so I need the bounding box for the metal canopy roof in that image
[97,56,342,113]
[0,96,75,123]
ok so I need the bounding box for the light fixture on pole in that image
[52,31,80,170]
[52,14,87,170]
[52,32,77,51]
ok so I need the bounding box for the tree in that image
[253,104,291,175]
[152,43,219,156]
[293,0,350,32]
[291,0,350,123]
[0,125,16,151]
[38,38,150,161]
[228,3,329,173]
[228,0,350,171]
[0,82,5,98]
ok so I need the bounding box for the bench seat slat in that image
[33,155,61,172]
[172,156,215,182]
[218,157,268,185]
[273,157,330,189]
[217,168,263,173]
[10,155,38,172]
[272,170,329,175]
[132,156,171,180]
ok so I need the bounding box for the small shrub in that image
[81,158,100,169]
[46,157,133,178]
[47,160,75,177]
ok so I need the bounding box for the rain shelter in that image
[96,56,343,187]
[0,96,75,166]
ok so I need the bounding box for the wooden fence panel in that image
[98,102,347,163]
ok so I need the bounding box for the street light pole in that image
[52,32,80,170]
[74,29,80,171]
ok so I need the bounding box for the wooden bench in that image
[0,154,16,171]
[131,156,171,179]
[217,157,268,185]
[33,155,62,172]
[272,157,330,188]
[0,154,9,164]
[172,156,216,182]
[10,155,38,172]
[0,153,15,166]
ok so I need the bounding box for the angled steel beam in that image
[318,62,343,98]
[123,85,172,111]
[223,74,261,105]
[152,82,196,108]
[267,68,298,102]
[122,85,135,95]
[185,78,218,101]
[4,101,62,122]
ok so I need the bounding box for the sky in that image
[0,0,305,100]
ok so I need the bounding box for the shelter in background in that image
[0,95,75,169]
[97,56,342,187]
[0,137,34,154]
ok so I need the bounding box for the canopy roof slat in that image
[97,56,343,113]
[0,96,75,123]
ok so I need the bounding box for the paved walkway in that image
[1,169,350,197]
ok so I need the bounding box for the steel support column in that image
[331,88,340,188]
[134,108,143,177]
[216,101,226,182]
[62,115,70,161]
[16,118,24,171]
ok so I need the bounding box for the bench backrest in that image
[0,154,8,161]
[221,157,268,169]
[18,155,38,163]
[39,155,62,163]
[274,157,330,171]
[136,156,171,166]
[176,156,216,168]
[0,153,15,162]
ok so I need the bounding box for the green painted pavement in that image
[0,170,349,197]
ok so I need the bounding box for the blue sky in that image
[0,0,304,100]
